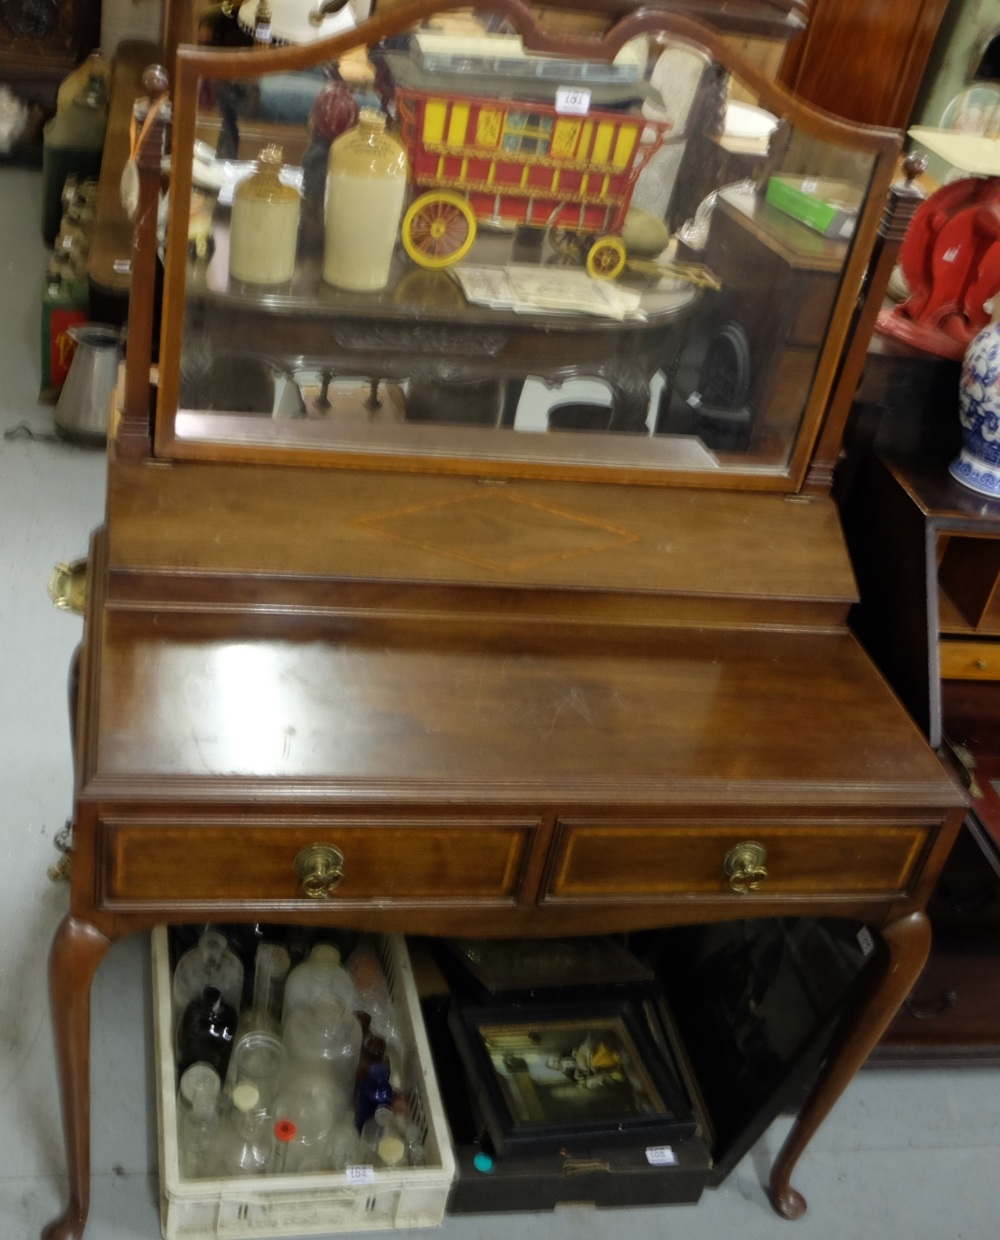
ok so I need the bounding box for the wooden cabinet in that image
[778,0,952,128]
[41,8,966,1240]
[845,451,1000,1063]
[662,189,844,459]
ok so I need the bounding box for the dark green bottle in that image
[177,986,238,1079]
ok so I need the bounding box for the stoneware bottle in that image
[229,144,300,285]
[323,109,408,291]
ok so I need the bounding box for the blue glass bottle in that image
[355,1059,393,1132]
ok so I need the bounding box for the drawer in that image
[99,818,535,904]
[543,820,931,902]
[940,639,1000,681]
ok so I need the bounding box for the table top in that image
[884,452,1000,529]
[83,597,957,808]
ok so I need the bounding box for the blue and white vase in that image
[953,311,1000,497]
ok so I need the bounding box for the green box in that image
[765,175,862,239]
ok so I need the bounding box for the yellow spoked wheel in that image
[402,191,477,268]
[586,235,627,280]
[392,267,467,310]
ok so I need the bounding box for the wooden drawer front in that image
[545,821,930,901]
[940,639,1000,681]
[101,820,534,904]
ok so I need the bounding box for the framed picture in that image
[447,995,696,1155]
[439,935,654,1000]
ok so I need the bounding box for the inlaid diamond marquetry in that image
[357,491,639,571]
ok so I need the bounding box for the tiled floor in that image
[2,164,1000,1240]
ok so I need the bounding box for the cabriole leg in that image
[42,915,112,1240]
[768,910,931,1219]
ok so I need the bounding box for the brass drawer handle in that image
[724,840,768,893]
[294,844,345,899]
[904,989,957,1021]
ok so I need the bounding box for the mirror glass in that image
[158,6,887,486]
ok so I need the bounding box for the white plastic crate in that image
[152,928,456,1240]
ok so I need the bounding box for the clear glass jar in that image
[215,1082,273,1176]
[177,1062,221,1180]
[282,944,356,1024]
[283,995,361,1105]
[225,1027,285,1114]
[271,1072,338,1172]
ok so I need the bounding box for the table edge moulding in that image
[42,5,966,1240]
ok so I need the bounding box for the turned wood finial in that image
[903,151,929,185]
[141,64,170,101]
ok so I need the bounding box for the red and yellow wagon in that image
[395,87,670,279]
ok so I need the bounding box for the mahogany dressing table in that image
[43,5,965,1237]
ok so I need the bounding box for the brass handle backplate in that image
[294,844,345,899]
[724,840,768,893]
[48,558,88,615]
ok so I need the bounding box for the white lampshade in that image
[237,0,365,46]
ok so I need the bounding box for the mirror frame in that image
[153,0,901,491]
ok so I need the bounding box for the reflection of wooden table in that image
[44,459,965,1239]
[704,192,845,456]
[184,227,698,434]
[664,190,847,463]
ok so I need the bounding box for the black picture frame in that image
[438,935,654,1001]
[447,994,697,1156]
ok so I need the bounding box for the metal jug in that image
[54,324,123,446]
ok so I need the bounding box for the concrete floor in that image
[2,165,1000,1240]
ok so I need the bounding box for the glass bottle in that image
[42,73,109,245]
[360,1105,408,1167]
[177,1062,221,1180]
[323,109,409,291]
[345,940,395,1033]
[252,0,273,48]
[377,1132,407,1169]
[215,1082,273,1176]
[329,1114,363,1170]
[402,1119,427,1167]
[282,944,356,1024]
[172,929,244,1037]
[229,145,301,286]
[225,1028,285,1115]
[354,1032,387,1100]
[56,51,111,116]
[283,995,362,1107]
[233,941,291,1042]
[272,1073,336,1172]
[271,1118,296,1174]
[347,941,407,1091]
[355,1059,393,1132]
[177,986,238,1078]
